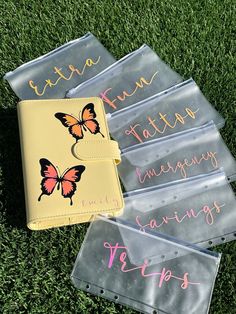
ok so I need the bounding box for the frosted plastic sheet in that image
[121,170,236,248]
[71,216,221,314]
[67,44,183,114]
[4,32,115,100]
[108,78,225,149]
[118,122,236,191]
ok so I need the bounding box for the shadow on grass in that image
[0,107,26,229]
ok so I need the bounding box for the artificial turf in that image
[0,0,235,313]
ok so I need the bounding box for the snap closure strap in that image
[72,140,121,165]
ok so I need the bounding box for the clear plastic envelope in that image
[4,32,115,99]
[108,78,225,149]
[118,122,236,191]
[67,44,183,114]
[71,216,221,314]
[121,169,236,247]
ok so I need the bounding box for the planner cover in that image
[4,32,115,100]
[67,44,183,113]
[17,97,124,230]
[71,216,221,314]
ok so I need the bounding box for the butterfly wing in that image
[38,158,59,201]
[69,124,83,140]
[55,112,83,140]
[82,103,104,137]
[55,112,79,127]
[61,165,86,205]
[81,103,97,120]
[84,119,101,135]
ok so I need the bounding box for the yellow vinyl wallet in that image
[17,97,124,230]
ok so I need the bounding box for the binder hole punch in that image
[161,255,165,259]
[208,241,213,245]
[86,284,90,289]
[114,295,119,300]
[100,289,104,294]
[234,233,236,237]
[174,251,178,255]
[153,310,158,314]
[221,237,225,242]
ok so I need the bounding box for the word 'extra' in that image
[28,56,101,96]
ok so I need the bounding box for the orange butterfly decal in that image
[55,103,104,142]
[38,158,85,205]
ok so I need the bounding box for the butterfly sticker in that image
[38,158,85,206]
[55,103,104,142]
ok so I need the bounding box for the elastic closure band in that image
[72,140,121,165]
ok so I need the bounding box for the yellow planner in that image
[17,97,124,230]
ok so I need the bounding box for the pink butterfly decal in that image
[38,158,85,205]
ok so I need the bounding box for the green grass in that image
[0,0,235,313]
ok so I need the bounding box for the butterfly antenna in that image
[70,198,73,206]
[99,131,105,138]
[56,166,61,177]
[61,167,69,177]
[38,193,43,202]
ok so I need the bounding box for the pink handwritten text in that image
[136,151,218,184]
[135,201,225,232]
[104,242,200,289]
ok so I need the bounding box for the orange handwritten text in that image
[28,56,101,96]
[135,201,224,232]
[99,71,158,110]
[104,242,200,289]
[136,151,218,184]
[125,107,199,143]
